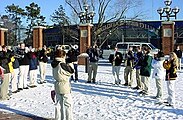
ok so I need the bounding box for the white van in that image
[116,42,159,59]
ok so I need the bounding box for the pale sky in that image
[0,0,182,25]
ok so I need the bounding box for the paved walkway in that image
[0,111,53,120]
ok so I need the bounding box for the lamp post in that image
[78,3,95,71]
[157,0,180,55]
[157,0,180,21]
[78,3,95,24]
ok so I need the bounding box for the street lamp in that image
[157,0,180,21]
[0,21,4,27]
[78,3,95,24]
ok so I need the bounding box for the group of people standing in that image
[0,43,48,100]
[109,45,182,107]
[51,44,181,120]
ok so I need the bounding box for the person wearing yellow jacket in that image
[163,52,178,106]
[0,45,13,100]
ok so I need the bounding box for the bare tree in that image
[65,0,143,47]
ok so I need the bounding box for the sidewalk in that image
[0,111,52,120]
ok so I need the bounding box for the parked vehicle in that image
[116,42,159,61]
[102,42,159,61]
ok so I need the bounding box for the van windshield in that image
[148,44,156,49]
[117,44,128,49]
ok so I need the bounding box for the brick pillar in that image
[33,26,46,49]
[0,28,8,46]
[161,22,175,55]
[78,23,93,65]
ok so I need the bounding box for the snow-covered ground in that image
[0,59,183,120]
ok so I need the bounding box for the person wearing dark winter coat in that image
[86,45,99,83]
[173,45,182,70]
[0,45,13,100]
[123,47,135,86]
[38,45,48,84]
[51,49,74,120]
[10,47,20,93]
[29,47,38,87]
[109,47,122,85]
[133,46,143,90]
[67,45,80,82]
[139,46,153,95]
[17,43,30,90]
[163,52,178,106]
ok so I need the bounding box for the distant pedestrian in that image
[38,45,48,84]
[86,45,99,83]
[51,49,74,120]
[17,43,30,90]
[173,45,182,70]
[0,45,14,100]
[139,46,153,95]
[67,45,80,82]
[132,46,143,90]
[109,47,122,85]
[11,46,20,93]
[151,50,165,100]
[163,52,178,106]
[123,47,134,86]
[29,47,38,88]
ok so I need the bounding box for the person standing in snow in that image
[66,45,80,82]
[163,52,178,106]
[17,43,30,90]
[109,47,122,85]
[139,46,153,95]
[123,47,135,86]
[173,45,182,70]
[151,50,165,100]
[51,49,74,120]
[11,46,21,93]
[38,45,48,84]
[0,45,14,100]
[132,46,143,90]
[29,47,38,88]
[86,45,99,83]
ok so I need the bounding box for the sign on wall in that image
[80,30,88,37]
[164,29,172,37]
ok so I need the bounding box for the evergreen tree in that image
[50,5,70,26]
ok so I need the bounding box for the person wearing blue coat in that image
[133,46,143,90]
[29,47,38,88]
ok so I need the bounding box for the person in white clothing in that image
[151,50,165,100]
[51,49,74,120]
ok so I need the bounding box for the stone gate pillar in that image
[33,26,46,49]
[78,23,93,65]
[0,28,8,46]
[161,22,175,55]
